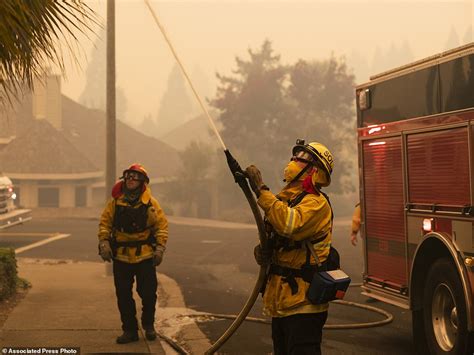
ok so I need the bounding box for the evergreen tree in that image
[163,141,214,217]
[370,41,414,78]
[445,26,460,50]
[463,25,473,44]
[139,114,158,138]
[287,56,356,193]
[156,63,194,137]
[167,40,358,221]
[79,29,128,122]
[386,42,399,70]
[211,40,356,193]
[347,49,370,84]
[400,40,414,64]
[211,40,291,188]
[189,65,213,115]
[371,45,386,75]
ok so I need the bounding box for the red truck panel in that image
[407,127,470,206]
[363,137,407,286]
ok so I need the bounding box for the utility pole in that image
[105,0,116,201]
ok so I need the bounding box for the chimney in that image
[32,72,62,130]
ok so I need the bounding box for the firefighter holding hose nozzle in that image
[245,139,336,355]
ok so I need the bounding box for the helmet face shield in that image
[291,150,316,165]
[123,171,146,182]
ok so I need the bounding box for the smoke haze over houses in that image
[59,0,473,130]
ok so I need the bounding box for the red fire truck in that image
[356,43,474,354]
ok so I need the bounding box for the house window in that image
[75,186,87,207]
[38,187,59,207]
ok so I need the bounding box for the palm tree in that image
[0,1,98,104]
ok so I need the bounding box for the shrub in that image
[0,248,17,301]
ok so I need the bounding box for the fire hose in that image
[154,284,394,355]
[143,2,393,353]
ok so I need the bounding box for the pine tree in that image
[463,25,473,44]
[347,49,370,84]
[445,26,460,50]
[156,63,194,137]
[211,40,355,193]
[400,40,414,64]
[79,29,128,122]
[371,45,386,75]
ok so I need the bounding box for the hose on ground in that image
[157,332,189,355]
[184,298,393,330]
[161,294,393,354]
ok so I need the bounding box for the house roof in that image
[0,118,99,174]
[61,96,181,179]
[0,94,181,180]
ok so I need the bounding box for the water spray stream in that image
[144,0,226,151]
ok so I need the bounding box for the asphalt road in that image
[0,217,416,354]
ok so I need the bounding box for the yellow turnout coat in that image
[98,186,168,263]
[257,184,332,317]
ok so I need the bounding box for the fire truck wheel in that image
[412,309,429,354]
[423,258,473,354]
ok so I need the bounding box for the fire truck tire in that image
[412,309,429,354]
[422,258,473,354]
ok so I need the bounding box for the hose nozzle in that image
[224,149,246,184]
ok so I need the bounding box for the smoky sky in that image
[61,0,472,127]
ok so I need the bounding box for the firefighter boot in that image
[116,331,139,344]
[145,325,157,341]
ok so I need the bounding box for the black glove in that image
[254,244,272,266]
[99,240,113,262]
[245,165,267,196]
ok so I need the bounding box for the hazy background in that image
[62,0,473,131]
[7,0,470,219]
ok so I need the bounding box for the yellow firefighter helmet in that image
[293,140,334,187]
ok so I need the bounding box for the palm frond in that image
[0,0,99,105]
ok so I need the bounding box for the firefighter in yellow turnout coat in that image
[98,164,168,344]
[246,140,334,355]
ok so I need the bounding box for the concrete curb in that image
[157,273,213,354]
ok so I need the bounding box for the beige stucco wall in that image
[14,179,100,209]
[19,183,38,208]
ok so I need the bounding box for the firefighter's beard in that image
[283,161,306,183]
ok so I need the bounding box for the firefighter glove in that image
[153,245,166,266]
[254,244,272,266]
[350,232,358,246]
[99,240,113,262]
[245,165,267,197]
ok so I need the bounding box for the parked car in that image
[0,174,31,229]
[0,174,16,214]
